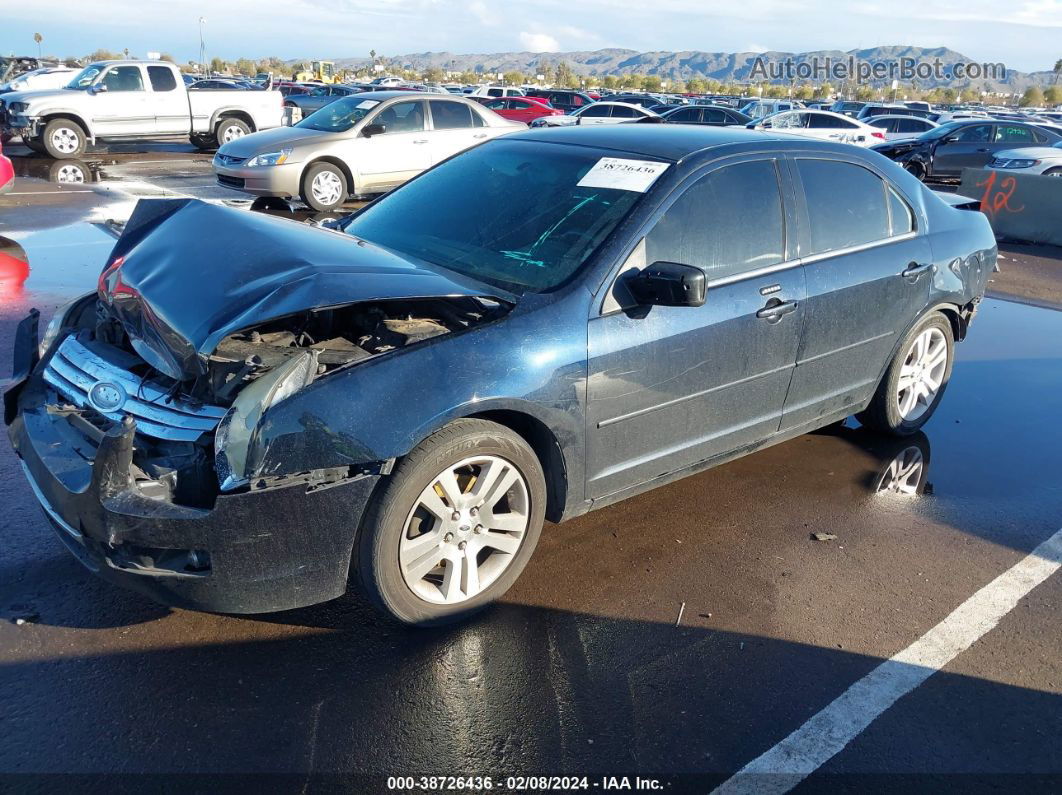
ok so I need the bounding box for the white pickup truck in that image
[0,60,284,158]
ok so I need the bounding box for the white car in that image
[748,109,885,147]
[866,115,940,141]
[0,66,77,94]
[530,101,660,127]
[465,86,525,98]
[739,99,804,120]
[987,140,1062,177]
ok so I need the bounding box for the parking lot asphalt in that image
[0,143,1059,790]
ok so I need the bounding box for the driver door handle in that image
[901,261,933,280]
[472,132,488,139]
[412,139,428,144]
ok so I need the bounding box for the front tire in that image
[857,312,953,436]
[903,161,926,181]
[357,419,546,626]
[300,162,348,211]
[41,119,86,159]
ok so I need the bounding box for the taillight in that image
[872,131,886,139]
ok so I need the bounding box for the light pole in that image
[198,17,206,74]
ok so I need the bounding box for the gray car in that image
[284,84,364,117]
[213,91,523,210]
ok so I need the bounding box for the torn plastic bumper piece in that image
[8,394,381,614]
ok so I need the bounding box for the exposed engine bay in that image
[90,296,506,407]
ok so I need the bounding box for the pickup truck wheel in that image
[300,162,348,211]
[357,419,546,626]
[215,118,251,148]
[857,313,953,436]
[42,119,86,159]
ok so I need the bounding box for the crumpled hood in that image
[98,199,511,379]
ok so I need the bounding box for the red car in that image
[0,137,14,196]
[478,96,565,124]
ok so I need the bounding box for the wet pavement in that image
[0,144,1060,791]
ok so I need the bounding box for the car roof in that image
[336,90,468,101]
[508,124,790,161]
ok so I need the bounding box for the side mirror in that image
[92,83,108,93]
[628,261,706,308]
[942,135,959,144]
[362,123,386,137]
[760,120,772,128]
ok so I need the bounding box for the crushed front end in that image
[5,306,382,613]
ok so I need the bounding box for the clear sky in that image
[4,0,1060,73]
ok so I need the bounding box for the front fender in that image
[33,108,95,141]
[249,290,591,504]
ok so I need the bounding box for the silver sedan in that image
[987,140,1062,177]
[212,91,524,210]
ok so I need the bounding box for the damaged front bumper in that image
[5,316,381,615]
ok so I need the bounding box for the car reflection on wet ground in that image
[0,153,1060,789]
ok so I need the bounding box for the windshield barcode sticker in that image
[357,100,380,109]
[577,158,670,192]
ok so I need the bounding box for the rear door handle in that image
[472,132,488,139]
[756,299,798,322]
[901,261,933,280]
[412,139,428,144]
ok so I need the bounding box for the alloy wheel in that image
[222,124,246,143]
[50,127,80,155]
[399,455,530,605]
[895,327,948,422]
[55,164,86,183]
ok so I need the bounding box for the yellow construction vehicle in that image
[293,60,339,84]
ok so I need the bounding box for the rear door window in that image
[430,100,475,130]
[796,159,891,254]
[147,66,177,92]
[610,105,637,118]
[646,160,786,281]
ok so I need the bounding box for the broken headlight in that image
[214,349,319,492]
[39,292,96,357]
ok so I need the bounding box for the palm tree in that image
[33,32,43,59]
[1054,58,1062,85]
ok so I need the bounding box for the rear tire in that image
[857,312,953,436]
[190,133,215,151]
[903,161,926,181]
[41,119,86,159]
[214,117,251,149]
[300,162,348,211]
[357,419,546,626]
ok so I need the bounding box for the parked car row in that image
[871,119,1062,180]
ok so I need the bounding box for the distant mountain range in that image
[327,46,1057,92]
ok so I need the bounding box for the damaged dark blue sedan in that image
[6,126,995,624]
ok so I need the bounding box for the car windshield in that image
[65,64,104,89]
[296,96,379,132]
[342,139,653,293]
[917,121,967,141]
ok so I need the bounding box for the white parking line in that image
[4,190,95,195]
[713,526,1062,795]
